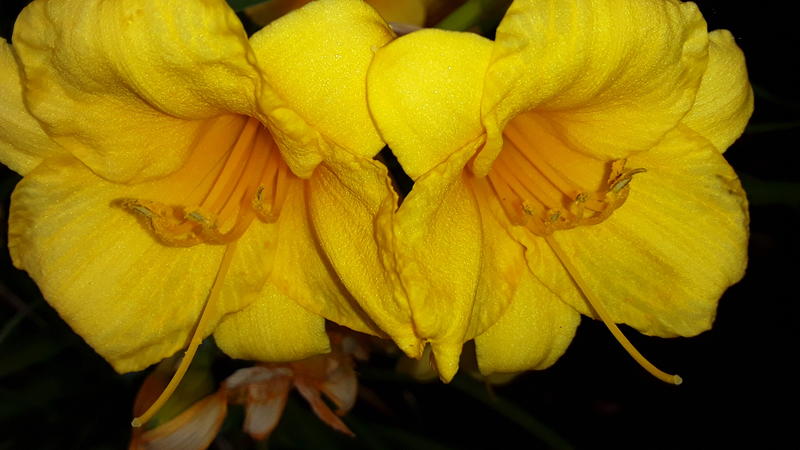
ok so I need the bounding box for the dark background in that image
[1,1,797,449]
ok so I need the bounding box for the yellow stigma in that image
[545,235,682,386]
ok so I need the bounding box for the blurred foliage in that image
[1,0,799,449]
[226,0,272,12]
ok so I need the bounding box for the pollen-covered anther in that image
[119,116,292,246]
[488,149,646,236]
[118,199,204,247]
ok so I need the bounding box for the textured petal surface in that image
[683,29,753,152]
[393,143,484,381]
[0,39,61,175]
[250,0,393,177]
[523,127,748,337]
[214,283,331,362]
[367,28,491,178]
[306,148,413,352]
[478,0,709,175]
[475,269,580,375]
[7,155,273,372]
[267,178,379,337]
[12,0,259,182]
[464,176,528,341]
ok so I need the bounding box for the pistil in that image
[545,236,683,385]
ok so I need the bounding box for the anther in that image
[611,168,647,193]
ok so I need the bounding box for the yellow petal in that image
[214,283,331,362]
[7,156,269,372]
[683,30,753,153]
[531,126,748,337]
[475,270,580,375]
[464,175,528,341]
[0,39,61,175]
[306,147,419,354]
[266,177,380,337]
[393,142,484,381]
[12,0,259,182]
[249,0,393,177]
[367,28,492,178]
[478,0,709,175]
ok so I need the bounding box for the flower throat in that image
[488,112,681,385]
[122,115,293,427]
[120,115,290,247]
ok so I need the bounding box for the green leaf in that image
[435,0,512,34]
[226,0,271,12]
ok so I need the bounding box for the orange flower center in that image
[121,115,292,246]
[487,111,644,235]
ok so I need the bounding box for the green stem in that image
[226,0,271,12]
[435,0,512,32]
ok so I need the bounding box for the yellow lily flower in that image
[0,0,395,412]
[367,0,753,381]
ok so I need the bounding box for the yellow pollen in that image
[119,116,290,246]
[486,112,652,236]
[131,241,239,428]
[545,236,682,385]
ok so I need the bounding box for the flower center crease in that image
[121,115,291,246]
[487,113,645,235]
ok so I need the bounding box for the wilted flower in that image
[130,332,367,449]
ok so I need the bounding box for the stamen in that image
[544,235,683,385]
[131,241,239,428]
[121,116,291,246]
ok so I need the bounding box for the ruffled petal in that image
[683,30,753,153]
[7,156,271,372]
[214,283,331,362]
[249,0,393,177]
[306,148,417,354]
[478,0,709,174]
[392,142,484,381]
[528,126,748,337]
[464,176,528,341]
[475,269,580,375]
[266,177,379,337]
[12,0,259,182]
[367,28,492,178]
[0,39,62,175]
